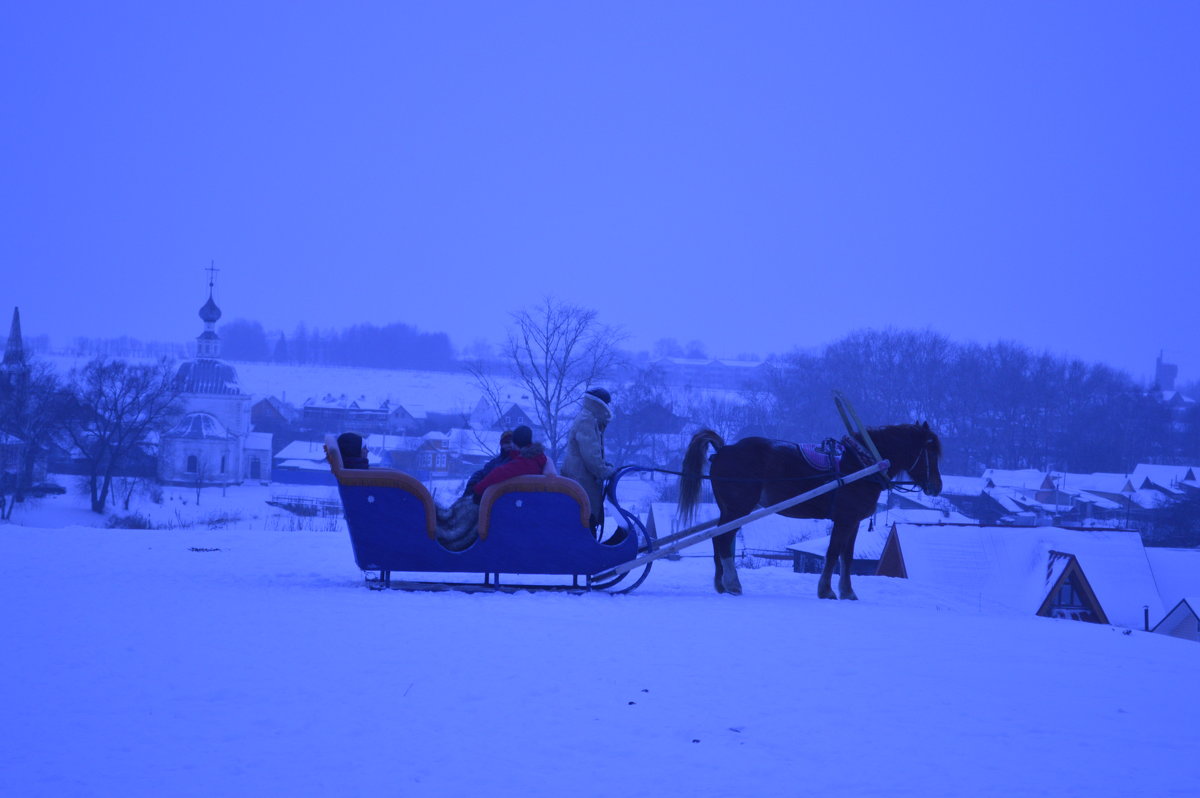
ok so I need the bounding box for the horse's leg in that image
[817,524,845,600]
[838,523,862,600]
[712,528,742,596]
[711,536,726,594]
[710,478,755,596]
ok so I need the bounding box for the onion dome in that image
[199,294,222,324]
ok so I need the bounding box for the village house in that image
[875,523,1167,629]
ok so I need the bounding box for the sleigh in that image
[324,435,639,591]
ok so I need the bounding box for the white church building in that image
[157,278,272,485]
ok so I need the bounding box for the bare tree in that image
[480,298,625,460]
[0,361,71,519]
[65,357,182,513]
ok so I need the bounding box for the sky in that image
[3,2,1198,381]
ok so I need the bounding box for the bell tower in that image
[197,263,222,359]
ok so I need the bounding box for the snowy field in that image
[2,518,1198,797]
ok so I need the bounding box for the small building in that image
[300,394,417,436]
[1152,598,1200,642]
[875,523,1163,629]
[789,524,891,576]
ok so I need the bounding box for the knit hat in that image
[337,432,364,460]
[499,429,514,446]
[512,425,533,448]
[586,387,611,405]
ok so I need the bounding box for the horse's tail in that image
[678,429,725,525]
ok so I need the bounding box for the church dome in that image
[167,412,234,440]
[199,295,222,324]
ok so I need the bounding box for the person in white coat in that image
[559,387,614,535]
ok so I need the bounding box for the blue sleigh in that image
[325,435,642,591]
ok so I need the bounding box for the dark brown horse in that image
[679,423,943,598]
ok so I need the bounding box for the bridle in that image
[892,438,937,493]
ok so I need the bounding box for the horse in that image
[678,422,943,599]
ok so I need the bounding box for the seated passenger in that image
[471,425,556,500]
[462,429,516,498]
[337,432,370,469]
[436,425,554,551]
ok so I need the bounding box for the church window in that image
[186,455,198,473]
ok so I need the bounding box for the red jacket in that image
[472,444,549,500]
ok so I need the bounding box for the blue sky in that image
[3,2,1197,380]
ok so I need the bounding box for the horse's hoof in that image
[818,589,837,600]
[840,592,859,601]
[714,579,726,594]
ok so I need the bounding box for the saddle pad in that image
[799,443,841,472]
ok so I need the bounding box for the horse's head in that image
[907,421,943,496]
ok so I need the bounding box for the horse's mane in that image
[861,423,942,457]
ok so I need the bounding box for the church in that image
[157,276,273,485]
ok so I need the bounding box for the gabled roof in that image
[878,524,1162,628]
[1150,597,1200,639]
[1131,463,1200,491]
[981,469,1052,489]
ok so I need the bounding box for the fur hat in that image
[512,425,533,448]
[586,387,611,405]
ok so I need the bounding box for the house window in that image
[1057,580,1082,608]
[220,455,227,474]
[186,455,198,474]
[435,452,447,469]
[420,452,433,468]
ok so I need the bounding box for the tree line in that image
[735,329,1197,476]
[221,319,457,371]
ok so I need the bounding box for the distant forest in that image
[735,330,1199,475]
[219,319,457,371]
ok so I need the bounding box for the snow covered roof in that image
[882,524,1163,629]
[788,524,892,560]
[276,458,331,471]
[939,475,988,496]
[981,469,1051,489]
[1130,464,1200,491]
[1143,548,1200,610]
[175,359,242,395]
[275,440,328,462]
[1056,472,1136,495]
[244,432,273,451]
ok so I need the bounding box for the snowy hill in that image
[1,523,1197,797]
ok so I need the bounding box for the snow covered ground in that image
[2,514,1198,796]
